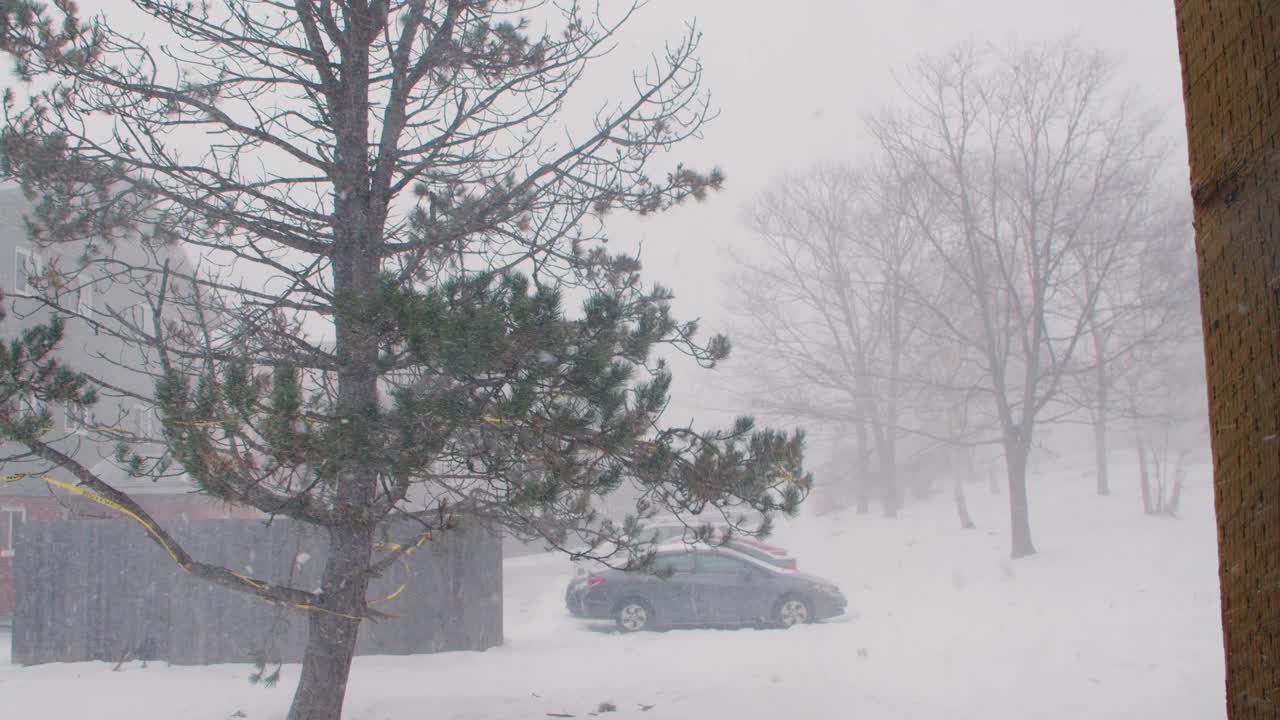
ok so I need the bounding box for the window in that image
[651,552,694,575]
[133,301,154,332]
[17,393,46,422]
[696,553,749,575]
[133,404,156,437]
[15,247,40,294]
[1,507,24,557]
[64,400,86,431]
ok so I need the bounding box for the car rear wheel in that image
[615,598,654,632]
[774,595,812,628]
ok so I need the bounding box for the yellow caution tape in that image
[367,532,431,607]
[10,472,186,565]
[0,472,408,621]
[368,584,406,606]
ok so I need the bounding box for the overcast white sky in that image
[586,1,1187,423]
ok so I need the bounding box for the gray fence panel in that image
[11,519,501,665]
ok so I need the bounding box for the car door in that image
[644,551,696,624]
[690,551,761,624]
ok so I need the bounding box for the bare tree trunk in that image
[1154,450,1167,516]
[1005,440,1036,557]
[820,433,844,514]
[953,473,975,530]
[1166,453,1188,517]
[1176,7,1280,715]
[876,426,900,518]
[949,443,976,529]
[1088,311,1112,496]
[854,481,872,515]
[854,420,872,515]
[881,462,900,518]
[960,443,977,488]
[954,478,975,529]
[1093,405,1110,496]
[1136,429,1155,515]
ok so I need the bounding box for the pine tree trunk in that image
[287,526,374,720]
[1176,5,1280,717]
[290,57,386,712]
[288,233,380,718]
[1005,441,1036,558]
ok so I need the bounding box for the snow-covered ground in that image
[1,461,1226,719]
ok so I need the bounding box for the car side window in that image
[652,552,693,575]
[696,553,748,575]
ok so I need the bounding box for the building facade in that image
[0,188,251,617]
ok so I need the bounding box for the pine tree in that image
[0,301,96,442]
[0,2,810,718]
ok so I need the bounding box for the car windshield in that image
[696,553,748,575]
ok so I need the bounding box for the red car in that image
[640,521,798,570]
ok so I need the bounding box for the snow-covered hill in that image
[0,461,1226,719]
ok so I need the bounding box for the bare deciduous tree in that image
[870,40,1166,556]
[1108,214,1204,515]
[728,166,924,518]
[1059,179,1192,497]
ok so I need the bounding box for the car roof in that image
[644,526,791,555]
[650,542,791,574]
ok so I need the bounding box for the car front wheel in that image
[615,599,654,632]
[774,595,812,628]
